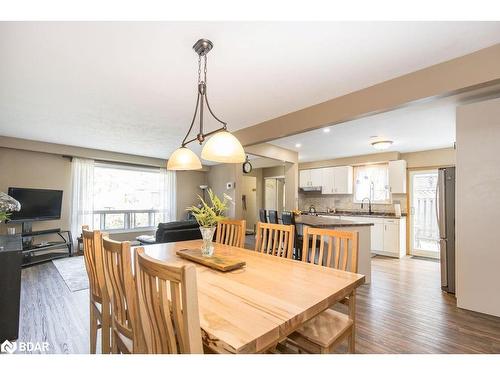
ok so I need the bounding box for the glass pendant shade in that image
[201,131,246,163]
[167,147,202,170]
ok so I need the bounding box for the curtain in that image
[159,168,176,222]
[70,157,95,249]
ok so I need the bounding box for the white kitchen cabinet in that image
[310,169,323,187]
[333,166,353,194]
[300,169,323,188]
[320,166,353,194]
[299,170,311,188]
[371,222,384,252]
[388,160,407,194]
[383,222,400,253]
[321,168,335,194]
[339,214,406,258]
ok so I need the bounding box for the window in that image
[92,163,176,231]
[353,164,390,204]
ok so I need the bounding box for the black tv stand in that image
[20,225,72,267]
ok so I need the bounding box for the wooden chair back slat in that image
[102,236,142,349]
[216,219,246,248]
[82,226,105,300]
[301,227,359,273]
[135,247,203,354]
[255,222,294,259]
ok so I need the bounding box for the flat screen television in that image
[7,187,63,222]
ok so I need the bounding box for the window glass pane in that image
[93,214,101,230]
[104,213,125,230]
[134,212,150,228]
[354,164,390,203]
[93,165,161,211]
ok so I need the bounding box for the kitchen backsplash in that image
[298,193,407,214]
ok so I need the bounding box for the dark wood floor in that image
[19,249,500,354]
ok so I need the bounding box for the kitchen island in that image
[295,215,373,283]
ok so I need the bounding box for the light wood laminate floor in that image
[18,253,500,354]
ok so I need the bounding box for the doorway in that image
[409,170,440,259]
[242,175,257,234]
[264,177,285,212]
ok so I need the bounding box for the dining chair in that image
[288,226,359,354]
[281,211,303,260]
[215,219,246,248]
[259,208,268,223]
[134,247,204,354]
[82,226,111,354]
[268,210,279,224]
[101,236,145,354]
[254,222,295,259]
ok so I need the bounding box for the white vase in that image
[200,226,216,257]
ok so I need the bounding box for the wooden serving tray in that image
[176,249,246,272]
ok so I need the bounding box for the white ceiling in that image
[1,22,500,161]
[269,88,500,162]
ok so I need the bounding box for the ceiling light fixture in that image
[323,128,330,133]
[167,39,245,170]
[295,143,302,148]
[371,140,393,150]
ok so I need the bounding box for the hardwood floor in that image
[18,251,500,354]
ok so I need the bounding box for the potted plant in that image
[187,189,232,257]
[0,192,21,223]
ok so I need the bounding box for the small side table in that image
[76,236,84,255]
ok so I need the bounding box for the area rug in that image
[52,256,89,292]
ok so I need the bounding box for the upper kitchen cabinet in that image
[388,160,407,194]
[299,169,322,188]
[333,166,353,194]
[321,166,353,194]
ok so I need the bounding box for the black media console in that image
[20,222,73,267]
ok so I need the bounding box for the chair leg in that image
[347,291,356,354]
[89,302,97,354]
[101,301,111,354]
[347,330,355,353]
[111,330,119,354]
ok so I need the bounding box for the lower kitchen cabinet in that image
[338,215,406,258]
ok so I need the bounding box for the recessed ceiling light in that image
[323,128,330,133]
[371,140,393,150]
[295,143,302,148]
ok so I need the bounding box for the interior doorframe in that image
[406,164,454,256]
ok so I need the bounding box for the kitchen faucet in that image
[361,197,372,215]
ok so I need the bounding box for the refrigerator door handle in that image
[440,239,448,287]
[437,169,447,238]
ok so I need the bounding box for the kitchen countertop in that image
[295,215,374,228]
[304,211,406,219]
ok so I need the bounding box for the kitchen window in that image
[353,164,390,204]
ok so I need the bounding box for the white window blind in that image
[354,164,390,203]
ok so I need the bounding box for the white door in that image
[409,170,440,258]
[264,178,277,211]
[242,176,257,233]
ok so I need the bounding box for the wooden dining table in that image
[136,239,365,354]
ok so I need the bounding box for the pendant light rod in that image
[180,39,228,148]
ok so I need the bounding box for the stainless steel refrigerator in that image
[437,167,455,294]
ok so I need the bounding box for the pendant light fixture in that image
[167,39,245,170]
